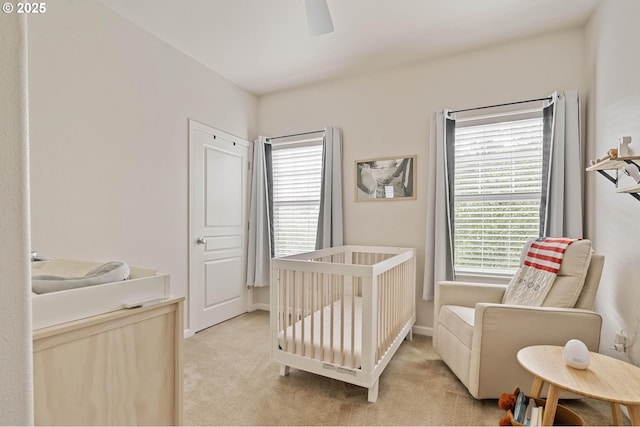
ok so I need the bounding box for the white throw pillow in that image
[503,239,592,308]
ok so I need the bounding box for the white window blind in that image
[272,142,324,257]
[454,114,543,275]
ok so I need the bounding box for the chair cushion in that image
[438,305,475,349]
[544,239,592,307]
[505,238,592,308]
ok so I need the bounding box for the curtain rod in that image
[266,129,325,141]
[450,96,553,114]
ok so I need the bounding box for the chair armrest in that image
[436,281,506,308]
[433,281,507,353]
[468,303,602,398]
[474,303,602,349]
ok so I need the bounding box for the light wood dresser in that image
[33,297,184,425]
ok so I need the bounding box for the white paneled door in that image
[189,120,250,333]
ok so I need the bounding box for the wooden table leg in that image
[610,402,623,426]
[529,376,544,398]
[628,404,640,426]
[541,384,559,426]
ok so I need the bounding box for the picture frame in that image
[355,155,416,201]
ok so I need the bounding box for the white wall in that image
[257,29,587,329]
[28,1,258,333]
[0,14,33,425]
[586,0,640,364]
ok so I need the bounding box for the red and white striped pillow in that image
[506,238,593,308]
[523,237,577,274]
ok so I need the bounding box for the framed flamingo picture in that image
[355,155,416,201]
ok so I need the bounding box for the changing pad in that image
[32,259,130,294]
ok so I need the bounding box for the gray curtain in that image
[539,91,583,238]
[316,126,344,249]
[423,111,456,300]
[246,137,273,287]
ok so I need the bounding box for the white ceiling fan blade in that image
[305,0,334,36]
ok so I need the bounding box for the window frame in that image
[270,135,324,258]
[452,108,544,279]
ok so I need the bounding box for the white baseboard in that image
[183,328,195,339]
[412,325,433,336]
[249,303,269,312]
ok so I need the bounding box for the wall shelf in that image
[586,156,640,202]
[617,183,640,193]
[586,155,640,171]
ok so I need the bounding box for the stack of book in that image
[502,388,584,426]
[510,392,544,426]
[524,397,544,426]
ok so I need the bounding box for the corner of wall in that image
[583,0,640,366]
[0,13,33,426]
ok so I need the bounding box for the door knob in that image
[196,237,207,245]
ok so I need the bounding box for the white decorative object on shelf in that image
[619,136,632,157]
[624,162,640,184]
[563,339,590,369]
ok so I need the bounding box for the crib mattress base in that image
[278,296,362,369]
[274,315,415,401]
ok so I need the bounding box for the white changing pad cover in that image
[278,296,362,368]
[32,259,130,294]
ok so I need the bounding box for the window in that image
[271,140,324,257]
[453,111,543,276]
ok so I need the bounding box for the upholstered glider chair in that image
[433,239,604,399]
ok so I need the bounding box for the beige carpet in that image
[184,310,622,426]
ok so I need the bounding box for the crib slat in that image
[301,271,307,357]
[376,273,381,361]
[351,282,355,368]
[376,274,382,362]
[318,272,323,360]
[382,269,386,352]
[340,275,345,366]
[382,269,386,361]
[310,272,315,360]
[292,270,297,355]
[391,268,396,345]
[329,274,334,364]
[381,270,386,359]
[283,270,289,352]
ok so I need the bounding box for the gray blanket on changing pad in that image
[32,261,130,294]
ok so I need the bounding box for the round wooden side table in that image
[517,345,640,426]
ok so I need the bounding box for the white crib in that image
[270,245,416,402]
